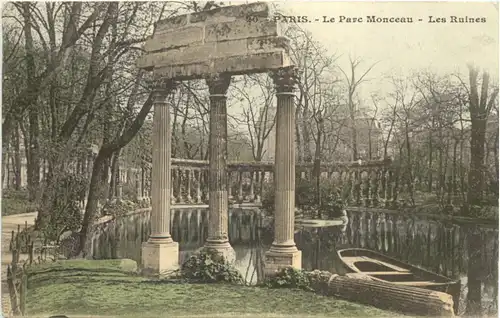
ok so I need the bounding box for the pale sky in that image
[280,1,499,102]
[225,1,498,126]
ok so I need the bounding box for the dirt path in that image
[1,212,38,317]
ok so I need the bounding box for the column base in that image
[203,240,236,264]
[264,247,302,277]
[141,239,179,276]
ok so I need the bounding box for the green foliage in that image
[265,267,313,291]
[459,205,499,220]
[262,178,346,219]
[1,190,38,216]
[265,268,335,294]
[101,200,138,217]
[180,250,244,284]
[37,173,86,243]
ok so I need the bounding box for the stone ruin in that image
[137,2,292,79]
[137,2,301,276]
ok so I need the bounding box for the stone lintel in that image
[264,249,302,277]
[141,240,179,276]
[150,51,293,81]
[139,36,290,69]
[155,2,269,33]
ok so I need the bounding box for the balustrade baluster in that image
[392,170,400,208]
[186,169,192,203]
[372,170,380,207]
[355,171,362,206]
[347,171,354,205]
[228,171,233,201]
[385,170,393,208]
[196,169,202,204]
[380,169,387,206]
[364,171,371,207]
[238,171,244,202]
[171,169,177,204]
[178,169,184,203]
[249,171,255,202]
[256,170,264,203]
[203,170,210,203]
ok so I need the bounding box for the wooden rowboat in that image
[337,248,461,314]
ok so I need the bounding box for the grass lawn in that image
[26,259,398,317]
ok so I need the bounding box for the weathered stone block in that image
[215,38,249,57]
[138,43,217,69]
[247,36,290,54]
[155,2,269,33]
[145,26,204,52]
[151,51,291,80]
[153,61,211,79]
[212,51,291,74]
[205,18,280,43]
[141,240,179,275]
[155,14,188,32]
[264,249,302,276]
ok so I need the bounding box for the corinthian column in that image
[141,79,179,275]
[265,66,301,275]
[203,73,235,262]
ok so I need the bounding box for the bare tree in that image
[338,56,378,160]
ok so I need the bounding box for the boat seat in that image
[394,281,439,286]
[342,256,408,272]
[362,271,412,276]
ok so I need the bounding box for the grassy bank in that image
[25,259,395,317]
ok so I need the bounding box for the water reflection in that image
[91,208,498,315]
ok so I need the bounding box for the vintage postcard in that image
[1,1,498,317]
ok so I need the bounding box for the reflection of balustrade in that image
[125,158,404,208]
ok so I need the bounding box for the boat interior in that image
[340,253,447,285]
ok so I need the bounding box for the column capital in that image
[149,79,177,101]
[271,66,298,93]
[206,73,231,96]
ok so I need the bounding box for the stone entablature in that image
[137,2,291,80]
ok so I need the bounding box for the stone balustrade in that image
[127,157,403,209]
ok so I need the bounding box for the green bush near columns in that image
[265,267,333,293]
[179,249,245,284]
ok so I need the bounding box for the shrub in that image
[265,267,312,291]
[101,200,137,217]
[265,268,334,293]
[180,249,244,284]
[36,173,86,243]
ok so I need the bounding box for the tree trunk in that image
[13,126,22,190]
[108,151,120,200]
[452,139,458,195]
[79,152,108,256]
[467,119,486,206]
[22,3,40,202]
[427,129,434,192]
[404,122,414,204]
[350,113,358,161]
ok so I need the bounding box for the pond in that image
[90,208,498,316]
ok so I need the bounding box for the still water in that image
[91,208,498,315]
